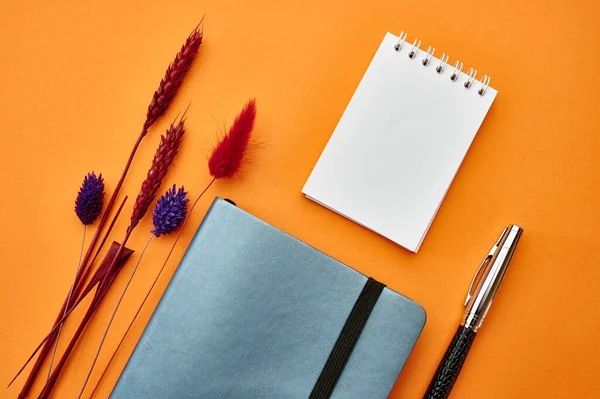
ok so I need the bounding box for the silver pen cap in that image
[462,225,523,331]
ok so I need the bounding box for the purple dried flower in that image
[75,173,105,225]
[151,185,189,237]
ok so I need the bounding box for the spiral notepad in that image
[303,32,497,252]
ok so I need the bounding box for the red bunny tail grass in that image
[209,99,257,179]
[130,120,185,231]
[144,25,203,132]
[14,24,201,399]
[87,100,259,396]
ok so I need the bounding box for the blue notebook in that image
[111,198,426,399]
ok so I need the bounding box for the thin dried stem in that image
[38,235,134,399]
[79,196,129,301]
[38,117,185,397]
[88,178,215,398]
[78,235,153,399]
[16,23,202,397]
[7,197,128,390]
[46,225,88,381]
[14,133,144,398]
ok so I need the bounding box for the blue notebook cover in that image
[111,198,426,399]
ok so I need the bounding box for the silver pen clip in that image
[463,228,508,307]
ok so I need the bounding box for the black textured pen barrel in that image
[423,325,476,399]
[423,225,523,399]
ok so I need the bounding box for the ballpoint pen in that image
[423,225,523,399]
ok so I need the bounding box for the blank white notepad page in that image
[302,32,497,252]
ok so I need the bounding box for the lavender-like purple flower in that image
[53,172,104,378]
[75,173,105,225]
[151,185,189,237]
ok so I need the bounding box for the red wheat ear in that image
[144,26,203,132]
[209,98,257,179]
[130,119,186,230]
[13,25,202,399]
[37,120,185,399]
[85,100,258,396]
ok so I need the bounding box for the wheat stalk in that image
[14,25,202,399]
[38,119,185,399]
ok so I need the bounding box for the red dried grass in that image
[209,98,257,179]
[37,242,135,399]
[130,120,186,231]
[36,119,185,398]
[88,99,257,396]
[87,180,215,398]
[9,196,128,396]
[144,26,203,131]
[14,25,203,399]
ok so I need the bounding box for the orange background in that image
[1,0,599,398]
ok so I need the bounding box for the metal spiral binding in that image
[408,39,421,59]
[478,75,491,95]
[422,46,435,66]
[395,31,491,96]
[436,54,449,73]
[450,61,463,81]
[464,68,477,88]
[394,31,408,51]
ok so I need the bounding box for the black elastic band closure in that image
[309,277,386,399]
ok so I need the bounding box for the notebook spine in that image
[394,31,491,96]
